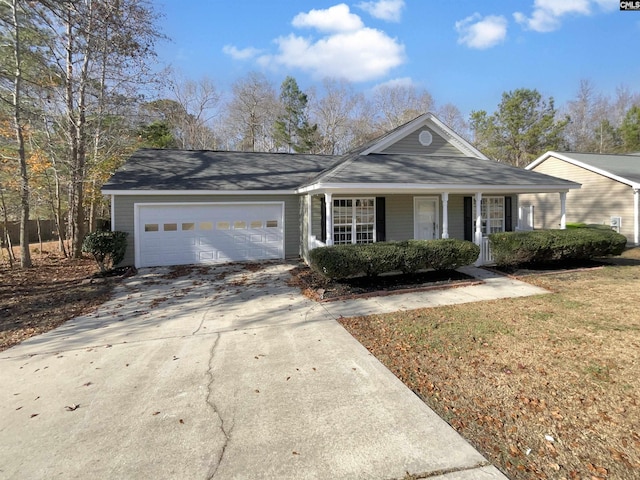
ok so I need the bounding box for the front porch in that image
[304,191,569,266]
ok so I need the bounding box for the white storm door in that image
[414,197,439,240]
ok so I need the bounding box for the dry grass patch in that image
[340,257,640,479]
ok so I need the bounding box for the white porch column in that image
[306,194,313,252]
[441,192,449,239]
[559,192,567,229]
[634,188,639,245]
[474,192,483,245]
[110,195,116,231]
[324,192,333,246]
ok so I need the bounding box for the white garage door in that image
[136,203,284,267]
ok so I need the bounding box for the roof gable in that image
[359,113,488,159]
[527,151,640,188]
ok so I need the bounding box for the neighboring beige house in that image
[521,151,640,245]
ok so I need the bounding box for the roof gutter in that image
[296,182,581,195]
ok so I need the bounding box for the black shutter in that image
[320,196,327,243]
[375,197,386,242]
[463,196,472,241]
[505,196,513,232]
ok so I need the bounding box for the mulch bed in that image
[485,258,615,278]
[288,265,478,301]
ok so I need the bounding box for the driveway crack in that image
[205,333,233,479]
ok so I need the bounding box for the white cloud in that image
[514,0,618,32]
[455,14,508,49]
[375,77,415,89]
[223,4,405,83]
[259,28,405,82]
[357,0,405,22]
[292,4,363,33]
[222,45,261,60]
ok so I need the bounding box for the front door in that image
[414,197,439,240]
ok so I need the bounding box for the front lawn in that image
[340,249,640,479]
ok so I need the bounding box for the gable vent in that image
[418,130,433,146]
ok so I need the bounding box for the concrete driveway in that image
[0,262,506,479]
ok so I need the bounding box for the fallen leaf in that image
[179,419,184,424]
[152,411,161,416]
[65,404,80,411]
[30,413,39,418]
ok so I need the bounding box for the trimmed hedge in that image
[309,239,480,280]
[82,230,128,273]
[488,228,627,267]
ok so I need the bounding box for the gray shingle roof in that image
[102,149,339,191]
[554,152,640,185]
[302,154,579,188]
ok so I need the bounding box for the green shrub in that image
[422,239,481,270]
[489,228,627,267]
[82,230,128,273]
[309,239,479,280]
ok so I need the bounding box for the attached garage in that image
[135,202,284,267]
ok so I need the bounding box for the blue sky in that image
[152,0,639,116]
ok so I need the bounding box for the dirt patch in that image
[340,255,640,479]
[288,264,477,301]
[0,243,123,352]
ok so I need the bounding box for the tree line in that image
[1,1,639,268]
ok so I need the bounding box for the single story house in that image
[520,151,640,245]
[102,113,579,268]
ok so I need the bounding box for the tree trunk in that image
[0,187,15,267]
[10,0,32,268]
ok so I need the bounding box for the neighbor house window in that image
[473,197,504,235]
[332,198,375,245]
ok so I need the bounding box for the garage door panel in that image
[138,203,284,267]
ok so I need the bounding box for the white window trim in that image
[472,196,505,236]
[332,197,376,245]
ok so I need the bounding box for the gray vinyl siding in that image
[384,194,466,241]
[112,194,301,266]
[385,195,415,240]
[381,127,466,156]
[521,156,636,239]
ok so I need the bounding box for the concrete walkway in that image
[0,263,546,479]
[320,265,548,318]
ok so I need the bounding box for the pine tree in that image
[273,76,318,153]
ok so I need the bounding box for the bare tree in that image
[163,73,221,150]
[437,103,470,141]
[34,0,162,257]
[372,83,434,130]
[1,0,35,267]
[224,72,278,152]
[308,78,364,155]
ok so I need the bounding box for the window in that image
[182,223,195,231]
[145,224,158,232]
[217,221,230,230]
[266,220,278,228]
[250,220,263,228]
[473,197,504,235]
[163,223,177,232]
[199,221,213,231]
[233,221,247,229]
[332,198,375,245]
